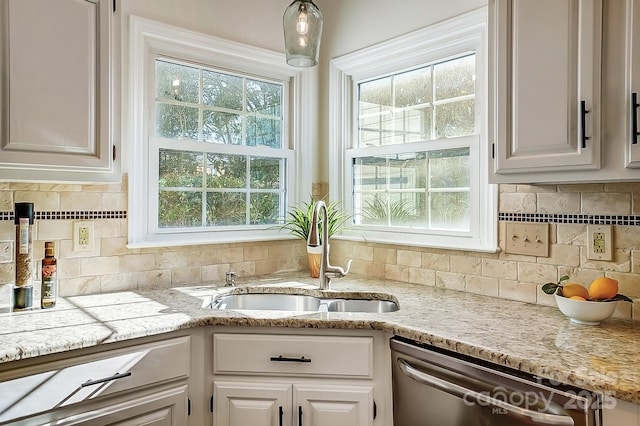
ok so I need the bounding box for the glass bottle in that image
[41,241,57,309]
[13,202,34,310]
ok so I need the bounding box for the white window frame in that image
[127,16,316,247]
[329,8,498,252]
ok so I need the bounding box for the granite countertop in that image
[1,273,639,404]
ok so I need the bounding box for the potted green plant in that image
[277,197,350,277]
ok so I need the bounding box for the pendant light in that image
[283,0,323,67]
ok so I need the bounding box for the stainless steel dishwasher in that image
[391,337,602,426]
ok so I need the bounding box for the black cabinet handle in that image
[580,100,590,149]
[279,406,284,426]
[80,371,131,387]
[632,92,639,145]
[270,355,311,363]
[298,406,303,426]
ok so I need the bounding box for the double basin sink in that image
[208,292,400,313]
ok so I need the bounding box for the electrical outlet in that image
[73,221,95,252]
[504,222,550,257]
[587,225,613,261]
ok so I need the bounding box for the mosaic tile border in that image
[499,213,640,226]
[0,211,127,221]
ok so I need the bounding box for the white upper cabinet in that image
[490,0,640,183]
[490,0,602,181]
[0,0,119,183]
[625,0,640,167]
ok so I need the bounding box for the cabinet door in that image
[0,0,118,182]
[626,0,640,167]
[214,381,292,426]
[490,0,602,180]
[294,384,373,426]
[11,385,188,426]
[0,336,190,423]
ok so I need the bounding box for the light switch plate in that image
[504,222,550,257]
[73,221,95,252]
[587,225,613,261]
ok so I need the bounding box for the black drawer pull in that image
[632,92,639,145]
[270,355,311,363]
[80,371,132,387]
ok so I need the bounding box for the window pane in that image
[159,191,202,227]
[246,79,282,116]
[250,157,282,189]
[155,60,199,103]
[430,192,470,231]
[246,116,281,148]
[206,192,245,225]
[357,54,475,147]
[359,77,392,147]
[203,71,243,110]
[388,154,426,190]
[352,149,470,231]
[206,154,246,188]
[155,103,199,140]
[159,149,203,188]
[429,148,470,188]
[435,100,475,138]
[353,156,387,191]
[360,76,392,113]
[359,193,389,226]
[152,58,288,232]
[434,55,475,100]
[395,67,432,107]
[203,111,242,144]
[393,107,432,143]
[389,192,425,227]
[250,193,279,225]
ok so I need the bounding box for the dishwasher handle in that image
[397,358,575,426]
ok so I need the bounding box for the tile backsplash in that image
[0,177,306,308]
[331,183,640,321]
[1,179,639,320]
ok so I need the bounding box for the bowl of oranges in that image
[543,276,632,325]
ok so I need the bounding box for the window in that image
[154,60,286,228]
[329,8,497,251]
[128,17,314,247]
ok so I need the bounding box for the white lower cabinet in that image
[294,383,373,426]
[0,333,195,426]
[210,329,392,426]
[28,384,188,426]
[214,381,373,426]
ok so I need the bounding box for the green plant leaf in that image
[603,294,634,303]
[542,283,560,295]
[270,196,351,241]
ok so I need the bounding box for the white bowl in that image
[554,294,617,325]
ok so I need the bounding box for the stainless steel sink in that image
[209,293,321,311]
[208,293,399,313]
[326,299,399,313]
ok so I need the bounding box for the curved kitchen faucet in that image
[307,200,352,290]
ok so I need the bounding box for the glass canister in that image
[13,202,35,310]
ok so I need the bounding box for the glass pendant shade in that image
[283,0,323,67]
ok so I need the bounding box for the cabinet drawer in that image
[213,334,373,377]
[0,336,190,423]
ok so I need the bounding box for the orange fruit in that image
[588,277,618,300]
[561,283,589,299]
[569,295,587,301]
